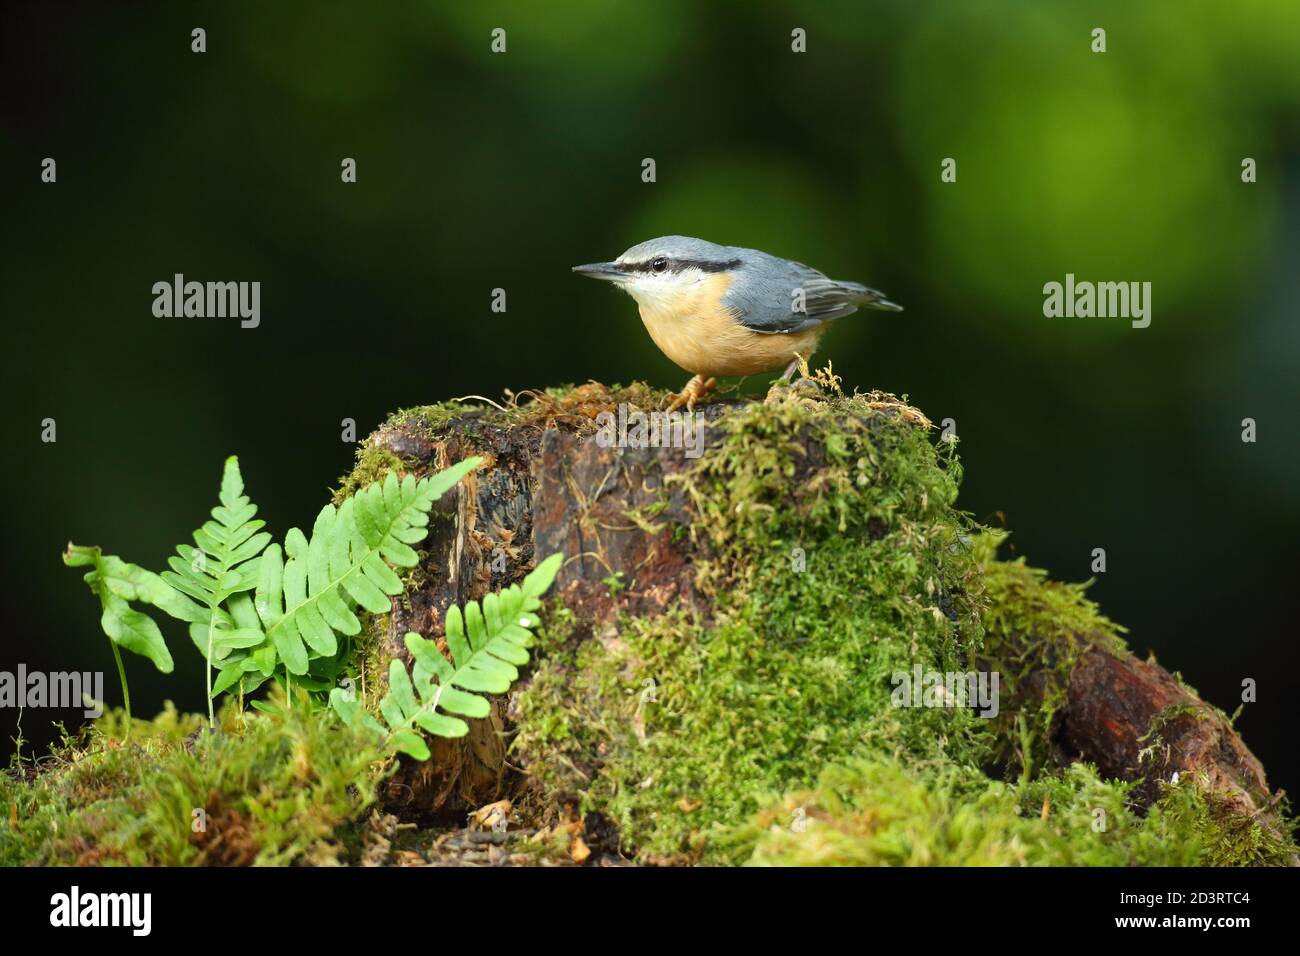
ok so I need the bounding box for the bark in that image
[1062,647,1281,824]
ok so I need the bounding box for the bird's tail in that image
[840,281,904,312]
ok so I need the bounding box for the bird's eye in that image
[650,256,669,274]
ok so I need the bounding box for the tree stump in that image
[348,382,1292,862]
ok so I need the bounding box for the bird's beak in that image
[572,261,625,282]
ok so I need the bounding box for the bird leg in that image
[766,355,823,404]
[665,374,716,412]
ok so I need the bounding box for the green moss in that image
[336,443,404,502]
[1139,703,1207,752]
[1,691,382,866]
[336,382,673,502]
[974,533,1126,776]
[515,391,993,863]
[387,382,673,438]
[11,383,1291,867]
[972,543,1296,870]
[513,386,1297,866]
[1183,784,1296,867]
[737,756,1232,866]
[386,402,476,435]
[738,756,1296,867]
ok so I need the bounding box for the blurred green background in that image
[2,1,1297,796]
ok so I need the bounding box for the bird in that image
[573,235,902,410]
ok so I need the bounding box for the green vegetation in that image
[331,555,561,759]
[61,547,181,739]
[510,385,1297,865]
[740,759,1234,867]
[11,7,1299,870]
[974,534,1127,777]
[6,447,563,865]
[0,692,380,866]
[8,384,1294,866]
[64,455,481,728]
[513,389,989,862]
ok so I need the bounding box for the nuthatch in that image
[574,236,901,410]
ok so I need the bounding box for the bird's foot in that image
[777,357,804,383]
[764,376,825,407]
[665,375,716,413]
[765,356,826,406]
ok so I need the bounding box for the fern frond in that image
[64,453,483,727]
[251,458,481,679]
[62,543,197,736]
[159,456,272,658]
[155,456,274,724]
[330,553,562,759]
[63,545,181,673]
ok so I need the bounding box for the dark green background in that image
[3,2,1297,798]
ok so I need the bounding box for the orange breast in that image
[636,274,824,377]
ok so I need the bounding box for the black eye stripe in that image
[620,257,742,275]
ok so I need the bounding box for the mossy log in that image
[1064,651,1272,813]
[345,382,1292,862]
[978,592,1284,837]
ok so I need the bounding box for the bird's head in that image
[572,236,741,310]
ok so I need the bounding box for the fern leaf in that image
[69,453,482,717]
[159,456,273,660]
[210,664,245,697]
[63,545,180,673]
[254,458,481,676]
[329,552,563,758]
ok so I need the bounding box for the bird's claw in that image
[765,375,824,407]
[665,375,716,413]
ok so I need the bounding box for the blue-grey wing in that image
[726,257,897,335]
